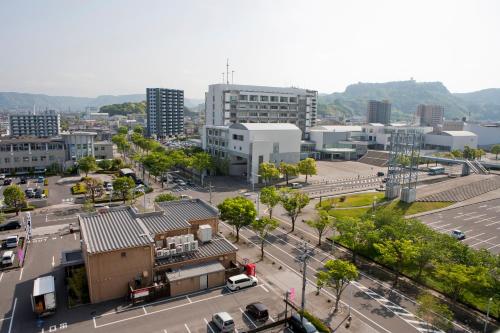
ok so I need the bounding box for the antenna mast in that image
[226,58,229,84]
[231,70,235,84]
[222,72,225,84]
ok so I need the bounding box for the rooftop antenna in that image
[222,72,225,84]
[226,58,229,85]
[231,70,235,84]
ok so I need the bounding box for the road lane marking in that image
[184,323,191,333]
[8,298,17,333]
[19,268,23,281]
[204,318,215,333]
[240,307,257,328]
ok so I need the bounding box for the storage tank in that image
[197,225,212,243]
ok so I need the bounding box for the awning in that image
[166,261,225,282]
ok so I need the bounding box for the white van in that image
[5,235,19,249]
[212,312,235,332]
[226,274,258,291]
[2,250,15,266]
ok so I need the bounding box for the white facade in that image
[203,123,301,184]
[424,131,478,150]
[205,84,317,139]
[62,131,97,161]
[362,123,433,150]
[463,123,500,147]
[9,110,61,137]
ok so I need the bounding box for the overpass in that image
[420,155,490,175]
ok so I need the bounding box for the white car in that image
[212,312,235,332]
[0,173,5,180]
[105,183,113,191]
[451,230,465,240]
[4,235,19,249]
[226,274,258,291]
[1,250,15,266]
[177,180,186,186]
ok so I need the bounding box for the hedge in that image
[298,310,331,333]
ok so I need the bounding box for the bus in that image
[428,166,445,175]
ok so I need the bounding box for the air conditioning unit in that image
[197,225,212,243]
[168,242,176,250]
[156,249,168,258]
[176,244,183,254]
[187,234,194,242]
[190,241,198,251]
[183,242,190,252]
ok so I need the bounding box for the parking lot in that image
[418,198,500,254]
[0,230,288,333]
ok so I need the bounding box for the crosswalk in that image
[169,185,206,193]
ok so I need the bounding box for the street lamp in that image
[484,297,493,333]
[372,196,377,212]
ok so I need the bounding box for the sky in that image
[0,0,499,99]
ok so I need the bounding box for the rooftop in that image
[209,83,316,95]
[311,125,362,132]
[441,131,477,137]
[165,261,225,282]
[156,199,219,222]
[229,123,300,131]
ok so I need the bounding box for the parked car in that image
[226,274,258,291]
[1,250,15,266]
[105,183,113,191]
[3,178,12,185]
[377,171,385,177]
[382,177,389,183]
[288,313,319,333]
[37,176,45,183]
[245,302,269,322]
[186,180,193,186]
[451,230,465,240]
[0,220,21,231]
[20,176,28,184]
[3,235,19,249]
[135,179,144,186]
[34,189,46,199]
[212,312,235,332]
[177,180,186,186]
[290,182,302,189]
[25,188,35,198]
[0,173,5,180]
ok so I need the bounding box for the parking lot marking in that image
[487,243,500,250]
[240,307,257,328]
[204,318,215,333]
[434,223,451,230]
[462,233,486,242]
[163,329,168,333]
[485,220,500,227]
[73,233,77,240]
[473,217,495,224]
[186,295,192,303]
[470,236,497,248]
[261,284,269,293]
[479,205,488,208]
[0,316,11,322]
[463,214,488,221]
[426,220,443,226]
[8,298,17,333]
[0,272,3,282]
[142,306,147,314]
[184,323,191,333]
[269,315,275,322]
[52,256,55,267]
[19,268,23,281]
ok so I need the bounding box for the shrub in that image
[298,310,331,333]
[71,182,87,195]
[155,193,179,203]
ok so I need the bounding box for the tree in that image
[83,177,103,203]
[251,217,279,259]
[476,148,485,160]
[434,262,490,302]
[298,158,317,183]
[133,125,144,135]
[77,156,97,177]
[306,210,334,246]
[416,293,453,332]
[112,134,130,157]
[117,126,128,135]
[335,216,375,263]
[258,162,279,184]
[3,185,26,215]
[279,162,298,185]
[113,176,136,203]
[491,144,500,160]
[112,158,125,170]
[316,259,358,313]
[82,200,96,213]
[154,193,178,202]
[260,186,280,219]
[97,159,112,171]
[190,152,213,186]
[463,145,474,160]
[450,149,463,158]
[374,239,418,287]
[279,189,310,232]
[218,196,256,243]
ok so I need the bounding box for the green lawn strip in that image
[327,207,372,219]
[385,200,453,215]
[317,192,385,209]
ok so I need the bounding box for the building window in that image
[290,97,297,103]
[260,96,269,102]
[270,96,278,102]
[23,157,29,162]
[249,95,258,101]
[280,97,288,103]
[238,95,248,101]
[4,158,10,164]
[14,157,20,163]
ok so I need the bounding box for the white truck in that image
[32,276,56,317]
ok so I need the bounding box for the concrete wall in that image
[85,245,154,303]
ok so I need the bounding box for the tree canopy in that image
[259,186,280,219]
[218,196,256,243]
[316,259,359,312]
[298,158,317,182]
[3,185,26,215]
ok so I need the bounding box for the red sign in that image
[288,288,295,302]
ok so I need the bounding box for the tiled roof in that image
[140,214,191,234]
[80,207,153,254]
[156,199,218,223]
[155,235,237,266]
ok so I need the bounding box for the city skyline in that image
[1,0,499,98]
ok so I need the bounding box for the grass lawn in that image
[385,200,453,216]
[318,192,385,209]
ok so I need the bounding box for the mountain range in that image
[318,80,500,122]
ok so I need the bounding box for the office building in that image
[203,123,301,184]
[416,104,444,127]
[204,84,317,139]
[9,110,61,137]
[367,100,391,125]
[146,88,184,138]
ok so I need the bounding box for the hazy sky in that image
[0,0,499,98]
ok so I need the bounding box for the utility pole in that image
[297,242,314,321]
[209,180,213,204]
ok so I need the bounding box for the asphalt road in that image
[417,198,500,254]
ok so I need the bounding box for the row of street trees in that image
[258,158,318,185]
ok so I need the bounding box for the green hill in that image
[318,81,500,122]
[99,101,146,116]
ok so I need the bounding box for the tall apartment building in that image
[367,100,391,125]
[204,84,317,139]
[9,110,60,137]
[416,104,444,127]
[146,88,184,138]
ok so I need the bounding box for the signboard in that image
[288,288,295,303]
[132,289,149,299]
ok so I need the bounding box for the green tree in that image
[316,259,359,313]
[83,177,103,203]
[133,125,144,135]
[279,189,310,232]
[190,152,213,186]
[491,144,500,160]
[374,239,418,287]
[306,210,334,246]
[112,134,130,156]
[463,145,474,159]
[77,156,98,177]
[218,196,257,243]
[260,186,280,219]
[3,185,26,215]
[298,158,317,183]
[154,193,179,202]
[477,148,485,160]
[113,176,136,203]
[258,162,280,184]
[434,262,490,302]
[97,159,112,171]
[251,217,279,259]
[416,292,454,332]
[117,126,128,135]
[335,216,375,263]
[112,158,125,171]
[82,200,96,213]
[279,162,298,185]
[450,149,463,158]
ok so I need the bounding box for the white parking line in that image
[142,306,147,314]
[261,285,269,293]
[163,329,168,333]
[52,256,55,267]
[204,318,215,333]
[470,236,497,248]
[462,233,486,242]
[19,268,23,281]
[485,221,500,227]
[186,295,192,303]
[8,298,17,333]
[426,220,443,226]
[473,217,495,224]
[463,214,487,221]
[240,307,257,328]
[487,243,500,250]
[433,223,451,230]
[184,323,191,333]
[0,316,12,322]
[0,272,3,283]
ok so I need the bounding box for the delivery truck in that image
[32,276,56,317]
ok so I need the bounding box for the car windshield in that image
[226,320,234,325]
[304,322,318,333]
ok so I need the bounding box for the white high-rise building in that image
[204,84,317,139]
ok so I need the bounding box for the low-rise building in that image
[424,131,478,150]
[309,125,367,160]
[79,199,238,303]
